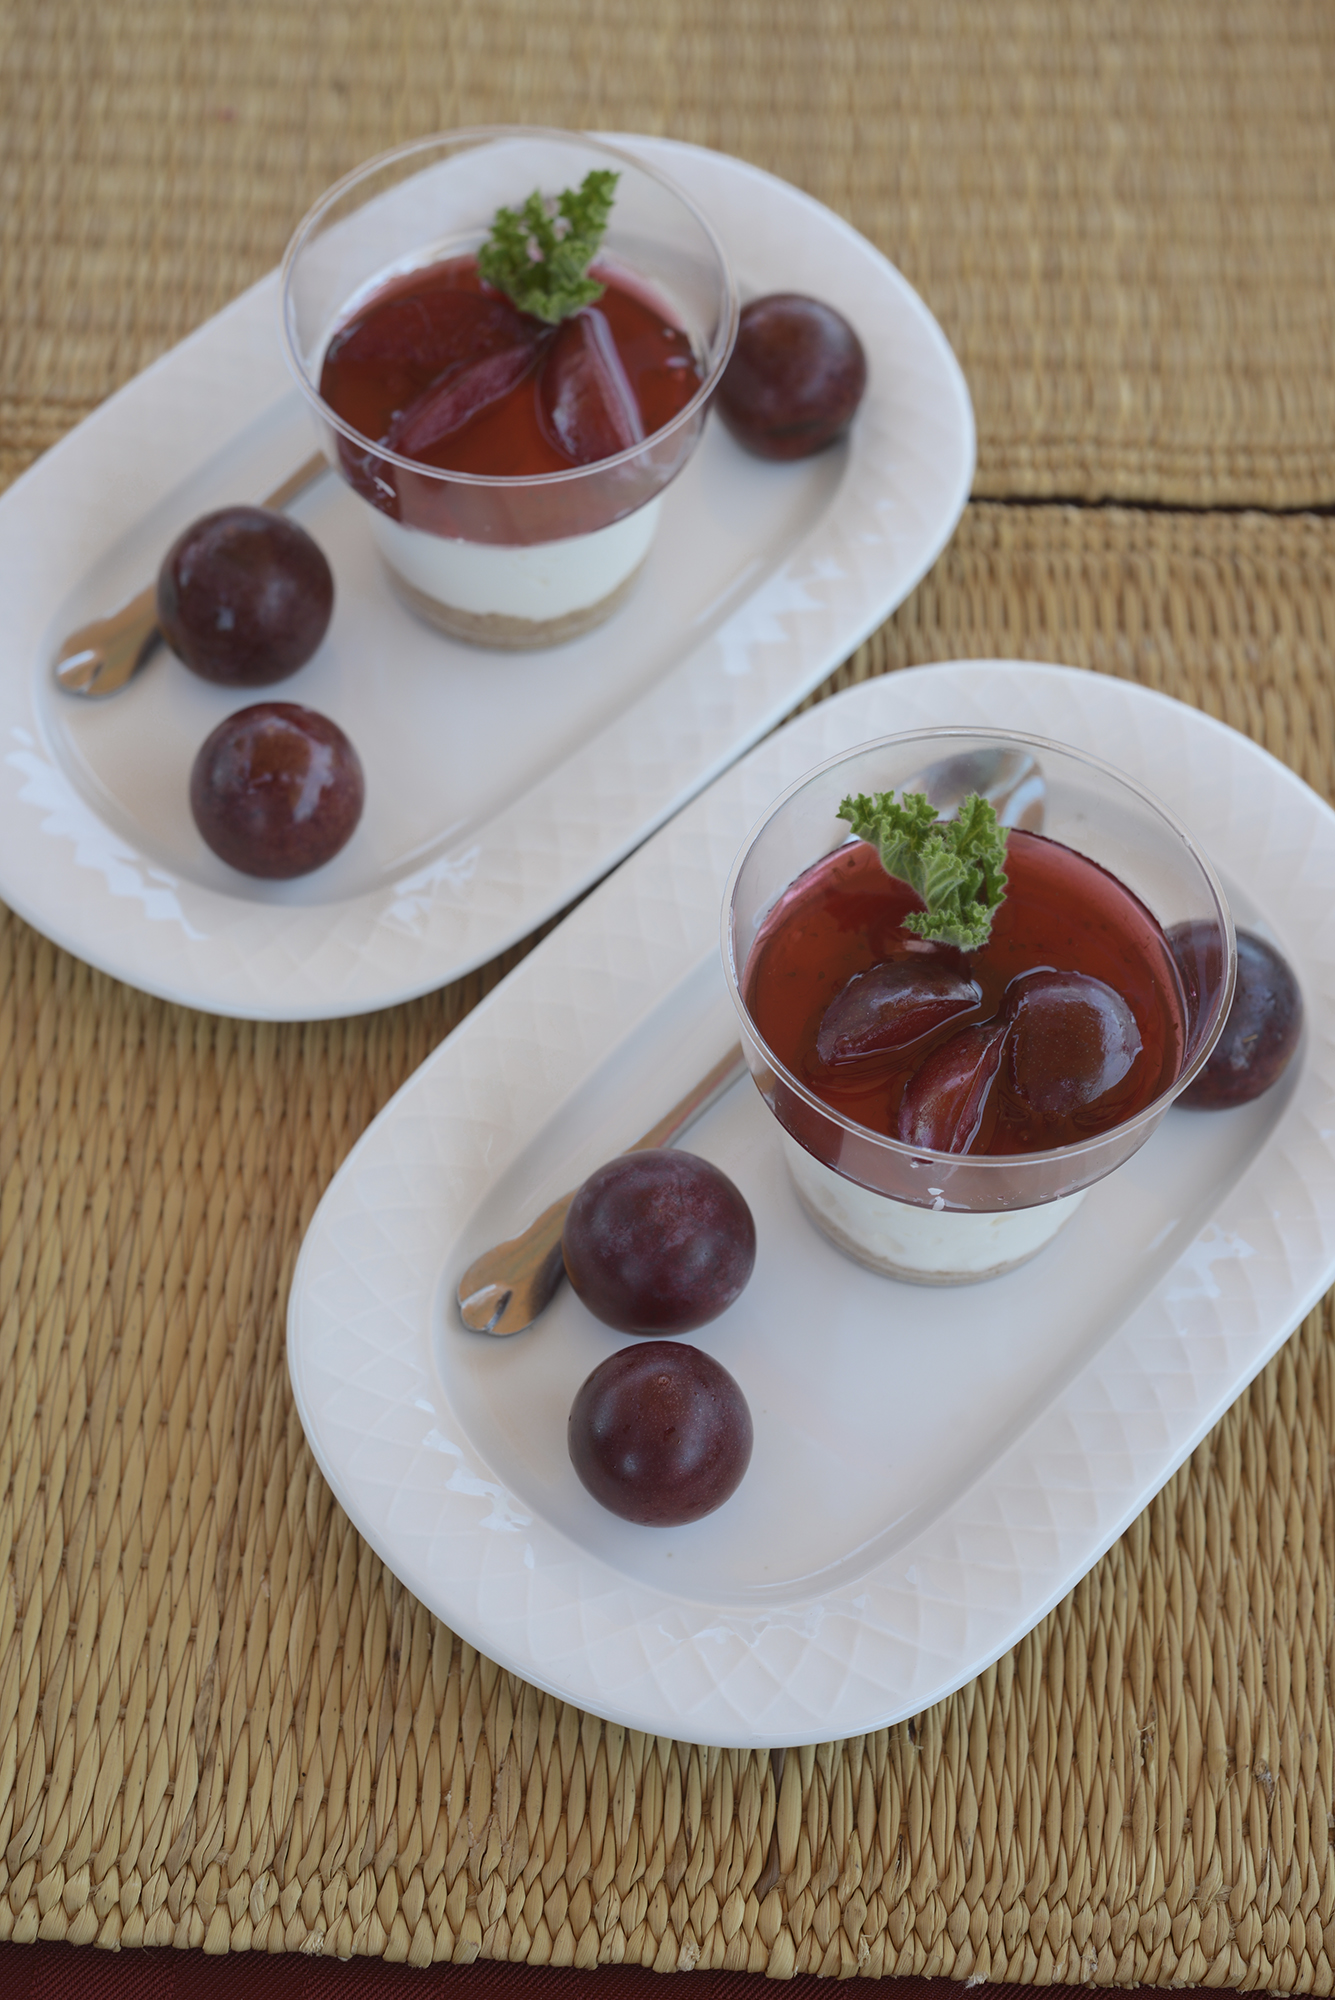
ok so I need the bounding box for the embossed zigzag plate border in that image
[287,663,1335,1746]
[0,138,972,1020]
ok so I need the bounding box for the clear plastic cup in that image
[722,728,1237,1283]
[281,129,738,648]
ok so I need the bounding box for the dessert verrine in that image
[281,130,738,648]
[722,729,1236,1284]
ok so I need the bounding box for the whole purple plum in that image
[562,1150,756,1335]
[568,1341,753,1526]
[158,506,333,685]
[1175,929,1301,1108]
[717,295,867,460]
[190,702,364,878]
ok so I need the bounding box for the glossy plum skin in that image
[1003,969,1142,1119]
[386,335,541,460]
[716,294,867,460]
[1163,917,1227,1060]
[562,1150,756,1335]
[157,507,334,685]
[816,956,980,1065]
[896,1021,1008,1153]
[1174,927,1302,1108]
[568,1342,753,1526]
[190,703,364,879]
[539,308,645,464]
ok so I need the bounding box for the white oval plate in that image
[287,661,1335,1748]
[0,138,973,1021]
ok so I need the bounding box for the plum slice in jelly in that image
[539,307,646,464]
[896,1021,1009,1153]
[386,332,547,461]
[816,955,980,1065]
[1003,969,1142,1122]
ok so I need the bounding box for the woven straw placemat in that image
[3,0,1335,510]
[2,505,1334,1980]
[4,0,1335,1983]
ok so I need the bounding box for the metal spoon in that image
[53,452,329,698]
[915,743,1046,832]
[455,744,1046,1336]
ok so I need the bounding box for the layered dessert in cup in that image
[281,129,738,647]
[722,728,1236,1284]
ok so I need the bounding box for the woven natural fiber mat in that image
[1,503,1334,1980]
[6,0,1335,1981]
[3,0,1335,510]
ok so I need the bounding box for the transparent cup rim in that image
[720,724,1239,1175]
[279,125,740,492]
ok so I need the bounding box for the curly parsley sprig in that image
[837,788,1009,951]
[476,169,619,324]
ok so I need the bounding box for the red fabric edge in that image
[0,1946,1238,2000]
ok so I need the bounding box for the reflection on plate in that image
[0,138,973,1021]
[287,662,1335,1748]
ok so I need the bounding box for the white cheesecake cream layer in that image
[368,498,662,643]
[781,1131,1087,1284]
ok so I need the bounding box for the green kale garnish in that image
[837,788,1009,952]
[476,169,619,324]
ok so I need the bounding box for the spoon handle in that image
[54,451,329,697]
[54,583,160,697]
[456,1044,749,1337]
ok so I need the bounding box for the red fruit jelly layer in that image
[742,830,1188,1156]
[318,256,701,477]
